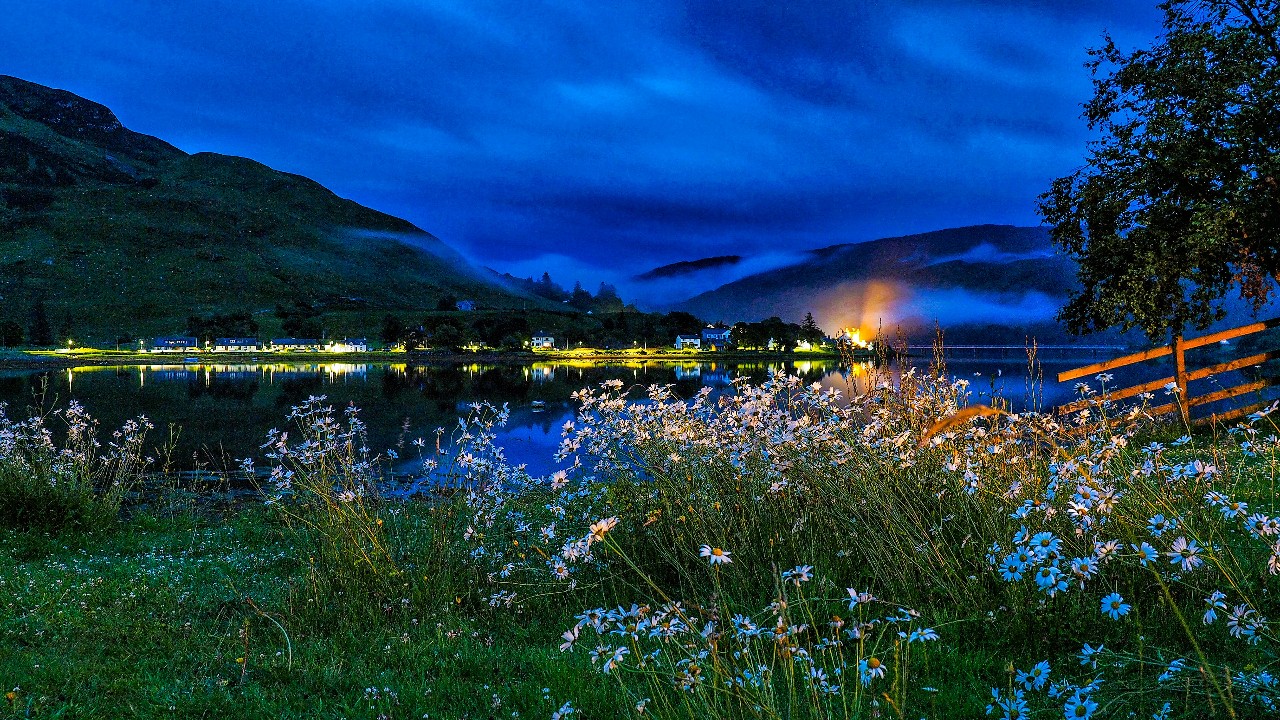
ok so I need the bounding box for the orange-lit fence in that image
[1056,318,1280,426]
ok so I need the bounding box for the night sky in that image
[6,1,1163,286]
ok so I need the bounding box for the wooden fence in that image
[1056,318,1280,426]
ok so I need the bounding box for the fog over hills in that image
[652,225,1103,344]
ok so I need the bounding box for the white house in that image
[271,338,323,352]
[326,338,368,352]
[675,334,701,350]
[700,325,732,350]
[151,336,199,353]
[674,364,702,380]
[213,337,259,352]
[531,332,555,349]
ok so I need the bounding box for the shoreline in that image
[0,348,859,371]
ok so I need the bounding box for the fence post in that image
[1174,334,1190,427]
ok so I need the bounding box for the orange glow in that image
[836,327,869,349]
[814,280,904,340]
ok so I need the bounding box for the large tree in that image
[1039,0,1280,340]
[800,312,825,344]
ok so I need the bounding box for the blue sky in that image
[5,0,1163,286]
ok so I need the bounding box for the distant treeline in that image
[729,313,826,350]
[378,311,831,352]
[0,297,59,348]
[497,272,627,313]
[380,309,707,350]
[0,269,835,352]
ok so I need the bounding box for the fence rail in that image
[1056,318,1280,426]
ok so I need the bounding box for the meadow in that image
[1,348,1278,719]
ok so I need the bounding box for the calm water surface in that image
[0,350,1265,476]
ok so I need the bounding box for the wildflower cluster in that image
[565,563,940,717]
[251,396,399,609]
[0,401,153,527]
[416,364,1280,715]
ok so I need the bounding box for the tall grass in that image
[248,396,407,618]
[448,355,1280,717]
[0,401,152,528]
[252,396,478,622]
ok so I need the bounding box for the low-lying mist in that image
[811,281,1064,337]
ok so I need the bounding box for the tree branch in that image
[1228,0,1280,64]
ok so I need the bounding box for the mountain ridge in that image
[635,255,743,281]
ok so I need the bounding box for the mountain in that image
[0,75,537,343]
[635,255,742,281]
[675,225,1108,344]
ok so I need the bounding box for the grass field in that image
[2,362,1279,718]
[0,510,630,719]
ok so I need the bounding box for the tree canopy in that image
[1038,0,1280,340]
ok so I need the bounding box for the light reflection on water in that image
[3,351,1270,477]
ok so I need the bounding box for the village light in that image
[838,327,869,349]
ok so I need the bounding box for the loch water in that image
[0,349,1266,477]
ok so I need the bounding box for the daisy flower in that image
[1203,590,1227,624]
[1100,592,1130,620]
[1167,537,1203,571]
[1069,556,1098,585]
[1079,643,1104,668]
[1131,542,1158,566]
[1147,514,1176,537]
[1029,531,1061,559]
[603,646,630,673]
[700,545,732,565]
[731,614,759,638]
[1245,513,1278,538]
[588,517,618,545]
[1158,659,1186,682]
[908,627,939,643]
[1016,660,1050,691]
[986,688,1028,720]
[1063,691,1097,719]
[559,626,579,652]
[846,588,875,608]
[781,565,814,584]
[1034,565,1067,596]
[1000,555,1025,582]
[858,656,886,685]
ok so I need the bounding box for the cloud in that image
[810,281,1063,336]
[926,242,1055,266]
[4,0,1166,290]
[628,252,813,308]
